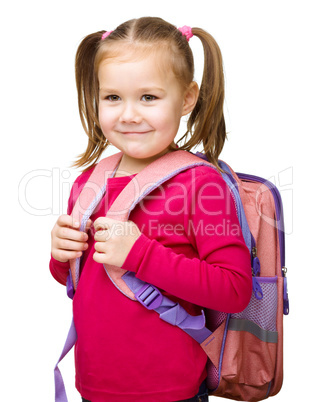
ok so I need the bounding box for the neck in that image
[115,150,173,177]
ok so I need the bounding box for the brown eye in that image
[141,95,157,102]
[107,95,121,101]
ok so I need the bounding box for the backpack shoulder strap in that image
[69,152,123,292]
[102,150,215,299]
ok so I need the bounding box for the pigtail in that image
[178,28,226,169]
[72,31,108,171]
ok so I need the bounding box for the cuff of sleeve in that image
[121,233,151,273]
[50,254,70,285]
[50,254,70,269]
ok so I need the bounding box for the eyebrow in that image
[139,87,166,94]
[99,87,166,94]
[99,87,115,94]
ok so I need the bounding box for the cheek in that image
[147,106,176,128]
[153,107,182,132]
[98,106,115,131]
[98,105,105,124]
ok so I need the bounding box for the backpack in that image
[54,150,289,402]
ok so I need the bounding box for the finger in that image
[53,249,83,263]
[58,226,88,242]
[57,214,80,229]
[94,217,117,232]
[94,241,106,253]
[94,229,110,242]
[94,217,109,232]
[56,238,88,252]
[93,251,108,264]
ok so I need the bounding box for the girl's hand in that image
[51,214,92,263]
[93,217,141,267]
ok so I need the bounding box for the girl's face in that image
[98,50,198,172]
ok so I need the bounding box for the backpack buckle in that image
[135,284,163,310]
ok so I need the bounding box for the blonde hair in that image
[73,17,226,171]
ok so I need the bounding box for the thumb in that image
[94,216,117,232]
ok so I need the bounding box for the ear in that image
[182,81,199,116]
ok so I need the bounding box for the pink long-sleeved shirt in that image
[50,163,252,402]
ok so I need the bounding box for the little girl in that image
[50,17,252,402]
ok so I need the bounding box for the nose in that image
[119,101,142,124]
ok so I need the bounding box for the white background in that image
[1,0,308,400]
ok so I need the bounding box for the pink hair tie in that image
[178,26,193,41]
[101,30,113,40]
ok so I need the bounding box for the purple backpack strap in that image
[122,271,213,343]
[54,319,77,402]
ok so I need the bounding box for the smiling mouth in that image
[121,131,151,135]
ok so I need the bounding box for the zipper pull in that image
[252,277,263,300]
[253,256,261,276]
[282,267,289,315]
[252,247,261,276]
[251,247,263,299]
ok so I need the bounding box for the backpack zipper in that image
[236,173,285,269]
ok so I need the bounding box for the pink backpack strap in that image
[69,152,123,291]
[103,150,215,299]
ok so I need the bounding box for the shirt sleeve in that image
[49,166,95,286]
[122,170,252,313]
[49,255,70,285]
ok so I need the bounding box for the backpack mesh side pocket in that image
[231,277,278,334]
[221,276,278,391]
[206,277,279,400]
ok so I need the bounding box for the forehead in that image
[98,45,179,88]
[99,41,169,64]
